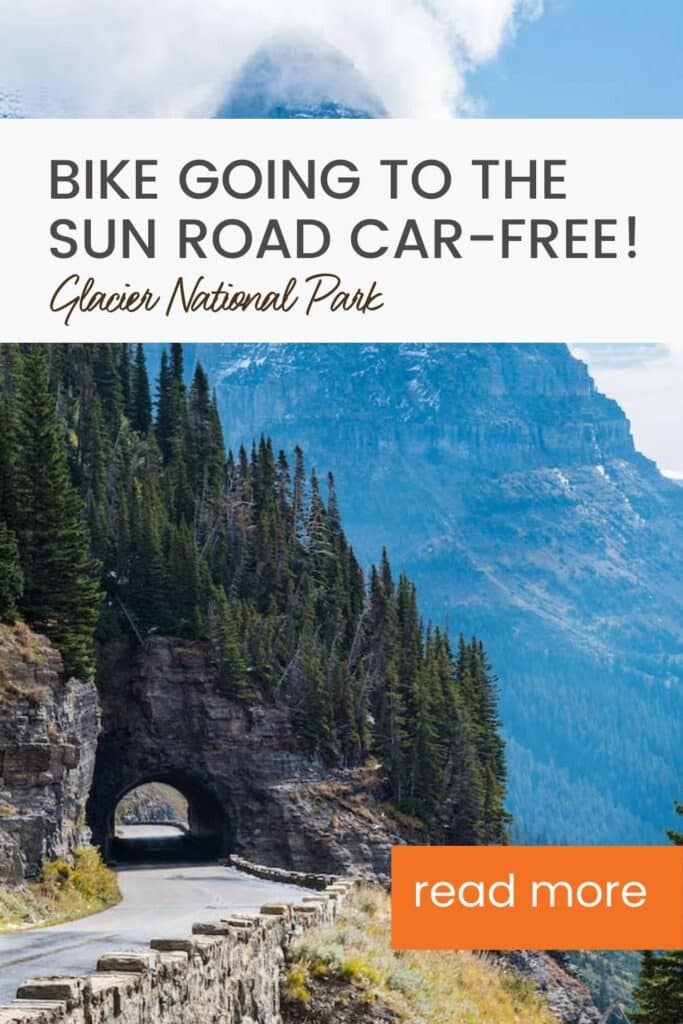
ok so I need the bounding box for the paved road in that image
[115,824,188,838]
[0,854,308,1004]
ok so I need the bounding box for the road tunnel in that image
[106,774,230,864]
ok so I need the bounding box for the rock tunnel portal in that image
[108,775,229,863]
[85,636,326,870]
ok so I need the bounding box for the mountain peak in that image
[218,38,383,118]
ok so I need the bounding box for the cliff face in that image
[191,342,683,844]
[0,623,99,882]
[0,621,404,879]
[89,636,408,878]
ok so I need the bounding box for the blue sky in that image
[470,0,683,117]
[2,0,682,119]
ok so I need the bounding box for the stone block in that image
[151,938,195,953]
[187,935,223,955]
[88,974,133,996]
[155,952,189,969]
[259,903,292,918]
[96,952,156,974]
[0,1002,68,1022]
[191,922,234,936]
[15,980,81,1005]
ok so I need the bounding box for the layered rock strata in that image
[0,624,98,882]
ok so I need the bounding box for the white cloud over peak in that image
[0,0,542,117]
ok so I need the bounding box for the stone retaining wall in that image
[0,878,356,1024]
[228,854,342,891]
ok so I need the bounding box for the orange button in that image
[391,846,683,950]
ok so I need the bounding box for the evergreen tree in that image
[0,342,510,847]
[367,553,408,801]
[73,359,111,560]
[292,445,307,545]
[128,473,168,633]
[326,472,341,536]
[188,365,225,547]
[155,350,174,460]
[442,724,486,844]
[667,800,682,846]
[118,344,133,420]
[170,342,185,386]
[632,803,683,1024]
[0,520,23,622]
[13,346,101,676]
[92,345,123,435]
[294,631,337,762]
[209,586,249,699]
[131,344,152,434]
[0,344,20,530]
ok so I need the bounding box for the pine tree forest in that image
[0,343,509,845]
[632,802,683,1024]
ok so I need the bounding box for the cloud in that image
[0,0,542,118]
[573,344,683,479]
[571,343,671,371]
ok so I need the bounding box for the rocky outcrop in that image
[89,636,409,876]
[246,772,423,884]
[502,951,601,1024]
[0,830,23,886]
[0,624,99,882]
[0,879,355,1024]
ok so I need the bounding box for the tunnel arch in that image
[98,771,232,863]
[87,635,341,874]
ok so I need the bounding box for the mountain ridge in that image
[187,342,683,843]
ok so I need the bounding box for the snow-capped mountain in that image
[217,40,383,118]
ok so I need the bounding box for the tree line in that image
[632,802,682,1024]
[0,343,508,843]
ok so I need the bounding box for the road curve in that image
[0,860,309,1004]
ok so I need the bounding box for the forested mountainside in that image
[0,343,508,845]
[185,343,683,844]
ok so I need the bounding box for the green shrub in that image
[70,847,120,904]
[41,858,73,893]
[282,965,311,1004]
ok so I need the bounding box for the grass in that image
[282,888,555,1024]
[0,848,120,933]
